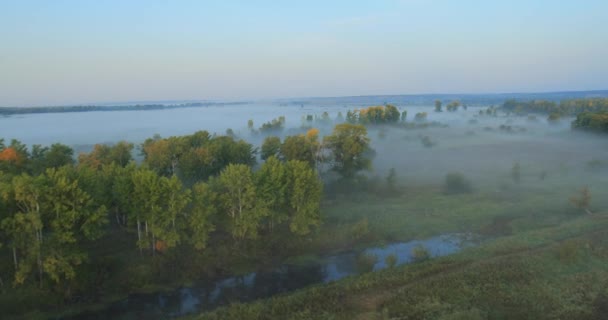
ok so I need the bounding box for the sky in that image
[1,0,607,107]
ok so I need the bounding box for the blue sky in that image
[1,0,607,106]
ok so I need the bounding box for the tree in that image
[401,110,407,122]
[218,164,267,241]
[1,174,45,286]
[259,117,285,134]
[188,182,216,250]
[78,142,133,169]
[41,167,108,290]
[29,143,75,174]
[101,163,135,227]
[324,123,372,178]
[256,156,289,232]
[1,168,107,290]
[281,135,315,166]
[142,131,256,182]
[151,175,191,251]
[446,100,461,112]
[109,141,134,167]
[434,100,442,112]
[0,140,29,174]
[141,137,183,176]
[285,160,322,235]
[130,166,163,253]
[261,136,282,161]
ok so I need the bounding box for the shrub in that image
[444,172,473,194]
[385,254,398,268]
[411,244,430,262]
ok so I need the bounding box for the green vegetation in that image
[0,102,247,116]
[572,112,608,133]
[434,100,442,112]
[345,105,401,125]
[385,254,397,268]
[502,98,608,115]
[411,244,431,262]
[323,124,372,178]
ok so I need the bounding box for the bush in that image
[444,172,473,194]
[411,244,430,262]
[385,254,398,268]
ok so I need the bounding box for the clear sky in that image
[1,0,607,106]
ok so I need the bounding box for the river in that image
[66,233,475,319]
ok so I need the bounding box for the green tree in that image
[29,143,74,174]
[1,174,45,286]
[281,135,316,166]
[151,175,191,252]
[261,136,282,161]
[41,167,108,290]
[188,182,216,250]
[130,166,163,253]
[109,141,134,167]
[218,164,267,241]
[323,123,372,178]
[78,141,133,169]
[285,160,322,235]
[434,100,442,112]
[256,156,289,232]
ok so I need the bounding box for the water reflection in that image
[67,233,473,319]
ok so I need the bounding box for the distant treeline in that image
[572,112,608,133]
[502,98,608,116]
[280,90,608,107]
[0,101,249,115]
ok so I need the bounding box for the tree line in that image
[502,98,608,116]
